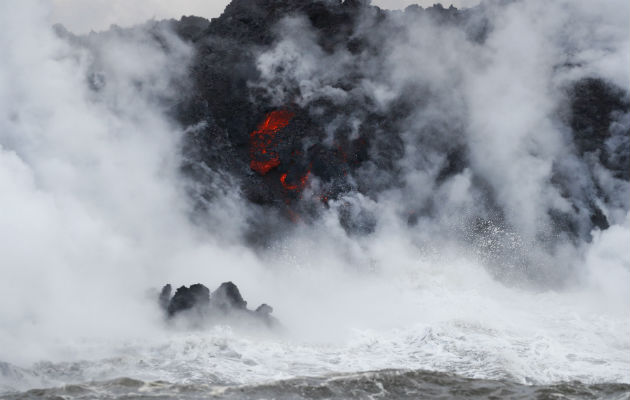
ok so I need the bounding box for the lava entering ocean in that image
[249,110,294,175]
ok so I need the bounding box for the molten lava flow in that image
[249,110,294,175]
[280,171,310,191]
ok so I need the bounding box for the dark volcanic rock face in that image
[64,0,629,273]
[175,1,488,224]
[177,0,389,215]
[167,0,629,250]
[569,78,629,180]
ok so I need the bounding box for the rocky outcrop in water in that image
[158,282,277,328]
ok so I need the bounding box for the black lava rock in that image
[166,283,210,317]
[169,0,628,245]
[74,0,628,249]
[158,282,277,328]
[210,281,248,311]
[569,77,629,180]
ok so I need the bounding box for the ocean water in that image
[2,245,629,398]
[4,371,630,400]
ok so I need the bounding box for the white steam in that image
[0,0,628,393]
[0,0,258,365]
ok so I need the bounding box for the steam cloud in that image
[0,0,628,390]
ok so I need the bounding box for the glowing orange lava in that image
[249,110,294,175]
[280,171,310,191]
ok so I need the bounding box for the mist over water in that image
[0,0,628,396]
